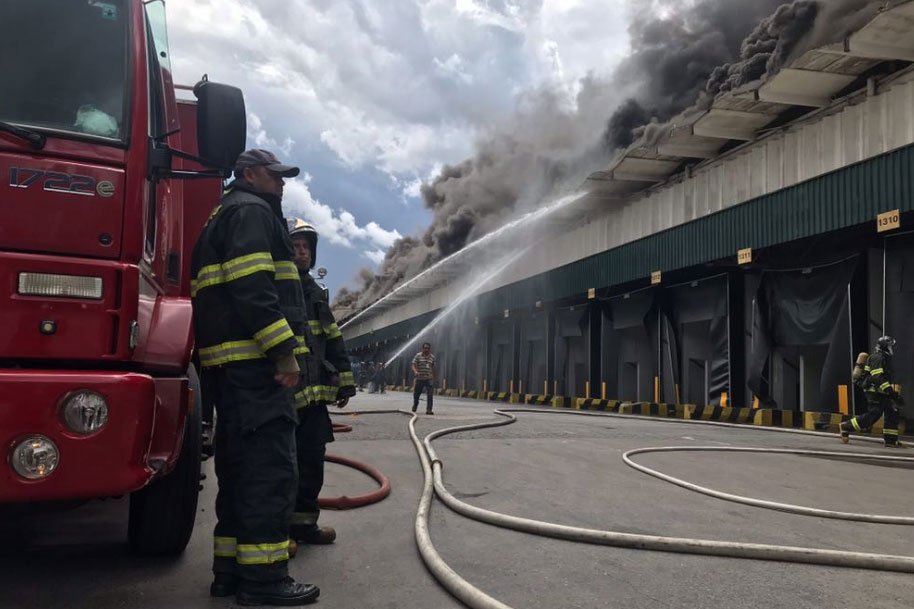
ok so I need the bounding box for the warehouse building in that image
[342,3,914,426]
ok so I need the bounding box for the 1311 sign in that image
[8,167,115,198]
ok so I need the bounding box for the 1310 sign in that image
[877,209,901,233]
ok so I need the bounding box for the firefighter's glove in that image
[337,385,356,403]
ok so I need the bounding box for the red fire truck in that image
[0,0,245,555]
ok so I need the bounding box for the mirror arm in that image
[168,146,225,168]
[168,169,230,180]
[148,139,232,181]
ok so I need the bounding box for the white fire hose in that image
[339,407,914,609]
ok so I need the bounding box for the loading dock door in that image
[748,258,856,412]
[520,312,548,395]
[554,307,590,398]
[603,290,657,403]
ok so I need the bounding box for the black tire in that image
[127,365,202,557]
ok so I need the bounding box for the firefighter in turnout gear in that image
[191,150,320,606]
[839,336,906,448]
[287,219,357,547]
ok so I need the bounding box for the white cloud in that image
[167,0,629,185]
[454,0,526,32]
[248,112,294,156]
[400,177,424,200]
[364,249,387,265]
[282,176,401,263]
[434,54,474,84]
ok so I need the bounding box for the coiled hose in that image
[316,418,392,509]
[334,407,914,609]
[389,406,914,609]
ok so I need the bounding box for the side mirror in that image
[194,79,246,172]
[317,267,328,279]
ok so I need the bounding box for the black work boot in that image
[236,577,320,606]
[291,524,336,545]
[210,573,238,597]
[838,422,849,444]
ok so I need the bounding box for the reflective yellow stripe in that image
[223,252,275,278]
[870,368,884,375]
[864,366,872,372]
[293,335,311,355]
[879,382,892,391]
[214,536,237,558]
[294,388,311,406]
[236,541,289,565]
[324,322,342,340]
[191,252,279,296]
[308,320,324,335]
[254,319,295,352]
[339,371,355,386]
[294,385,338,407]
[851,418,862,431]
[191,263,225,296]
[884,428,899,435]
[274,261,299,281]
[199,340,266,367]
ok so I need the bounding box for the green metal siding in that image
[349,142,914,347]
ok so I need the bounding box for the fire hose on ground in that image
[289,418,393,557]
[340,406,914,609]
[317,421,391,510]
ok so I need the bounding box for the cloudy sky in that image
[167,0,630,294]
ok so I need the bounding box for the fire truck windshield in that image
[0,0,129,143]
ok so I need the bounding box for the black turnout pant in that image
[846,395,900,444]
[210,365,298,583]
[292,443,326,530]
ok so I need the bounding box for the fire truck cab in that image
[0,0,245,555]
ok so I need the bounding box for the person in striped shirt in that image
[411,343,437,415]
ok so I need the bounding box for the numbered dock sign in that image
[877,209,901,233]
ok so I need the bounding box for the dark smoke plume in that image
[706,1,820,94]
[335,0,886,316]
[603,0,790,150]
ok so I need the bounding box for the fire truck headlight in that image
[60,391,109,435]
[17,272,103,299]
[10,436,59,480]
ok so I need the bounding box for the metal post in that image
[847,283,856,416]
[727,273,732,406]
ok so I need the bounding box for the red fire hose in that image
[318,453,391,509]
[316,423,391,509]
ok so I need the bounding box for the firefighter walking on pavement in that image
[840,336,906,448]
[191,149,320,606]
[288,219,357,546]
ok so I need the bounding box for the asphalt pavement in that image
[1,391,912,609]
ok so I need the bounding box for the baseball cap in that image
[234,149,300,177]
